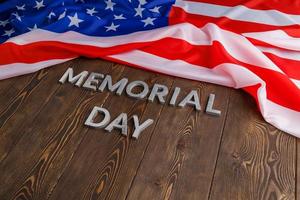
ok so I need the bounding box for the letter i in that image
[169,87,181,106]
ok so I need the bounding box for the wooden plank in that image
[125,80,230,200]
[209,90,296,200]
[0,61,73,163]
[0,74,35,114]
[48,66,174,200]
[0,58,115,199]
[81,73,174,200]
[0,70,49,129]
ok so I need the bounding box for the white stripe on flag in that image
[110,50,236,87]
[0,58,74,80]
[291,79,300,89]
[258,45,300,61]
[174,0,300,26]
[243,30,300,51]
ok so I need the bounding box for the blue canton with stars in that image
[0,0,175,43]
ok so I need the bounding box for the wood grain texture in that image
[0,73,34,113]
[81,74,174,200]
[48,64,174,200]
[125,80,230,200]
[0,58,297,200]
[0,61,72,164]
[0,58,115,200]
[209,91,296,200]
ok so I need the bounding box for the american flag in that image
[1,0,300,137]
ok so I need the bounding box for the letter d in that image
[84,106,111,128]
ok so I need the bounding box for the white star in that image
[0,19,9,27]
[16,4,26,10]
[134,5,145,18]
[114,14,126,20]
[67,13,84,27]
[34,0,45,10]
[12,12,22,21]
[58,9,66,20]
[149,6,160,13]
[2,29,15,37]
[139,0,147,5]
[105,0,116,11]
[105,22,119,32]
[86,7,98,16]
[28,24,38,31]
[141,17,155,27]
[48,11,56,19]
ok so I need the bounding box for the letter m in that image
[59,68,89,87]
[99,75,128,95]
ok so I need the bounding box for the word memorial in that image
[59,67,222,139]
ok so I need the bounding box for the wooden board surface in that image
[0,58,297,200]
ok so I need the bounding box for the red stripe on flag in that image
[0,41,154,65]
[263,52,300,80]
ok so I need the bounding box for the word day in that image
[85,106,153,139]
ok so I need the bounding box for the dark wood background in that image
[0,58,297,200]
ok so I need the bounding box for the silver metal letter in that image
[59,67,88,87]
[98,75,128,95]
[126,81,149,99]
[132,116,154,139]
[169,87,181,106]
[82,72,104,91]
[105,113,128,136]
[206,94,221,116]
[148,84,169,104]
[178,90,201,111]
[84,106,111,128]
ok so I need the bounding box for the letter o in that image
[126,81,149,99]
